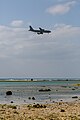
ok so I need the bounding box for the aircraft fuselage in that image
[29,26,51,34]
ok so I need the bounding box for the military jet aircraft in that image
[29,26,51,34]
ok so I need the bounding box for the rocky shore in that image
[0,100,80,120]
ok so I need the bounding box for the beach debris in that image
[72,96,78,99]
[39,89,51,92]
[6,91,12,95]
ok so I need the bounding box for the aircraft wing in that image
[39,27,44,31]
[39,27,51,33]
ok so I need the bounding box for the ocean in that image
[0,78,80,104]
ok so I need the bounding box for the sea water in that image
[0,78,80,104]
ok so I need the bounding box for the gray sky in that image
[0,0,80,78]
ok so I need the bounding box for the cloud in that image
[0,22,80,61]
[10,20,24,27]
[46,1,76,15]
[0,21,80,77]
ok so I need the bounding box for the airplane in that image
[29,26,51,34]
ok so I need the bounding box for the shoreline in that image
[0,79,80,82]
[0,80,80,119]
[0,100,80,120]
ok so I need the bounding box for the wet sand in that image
[0,100,80,120]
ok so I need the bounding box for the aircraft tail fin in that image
[29,26,34,31]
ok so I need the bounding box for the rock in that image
[6,91,12,95]
[74,87,78,89]
[11,101,13,103]
[28,97,35,100]
[72,96,78,98]
[39,89,51,92]
[24,100,26,102]
[33,104,46,108]
[60,109,65,112]
[28,97,31,100]
[72,88,75,90]
[32,97,36,100]
[61,86,67,88]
